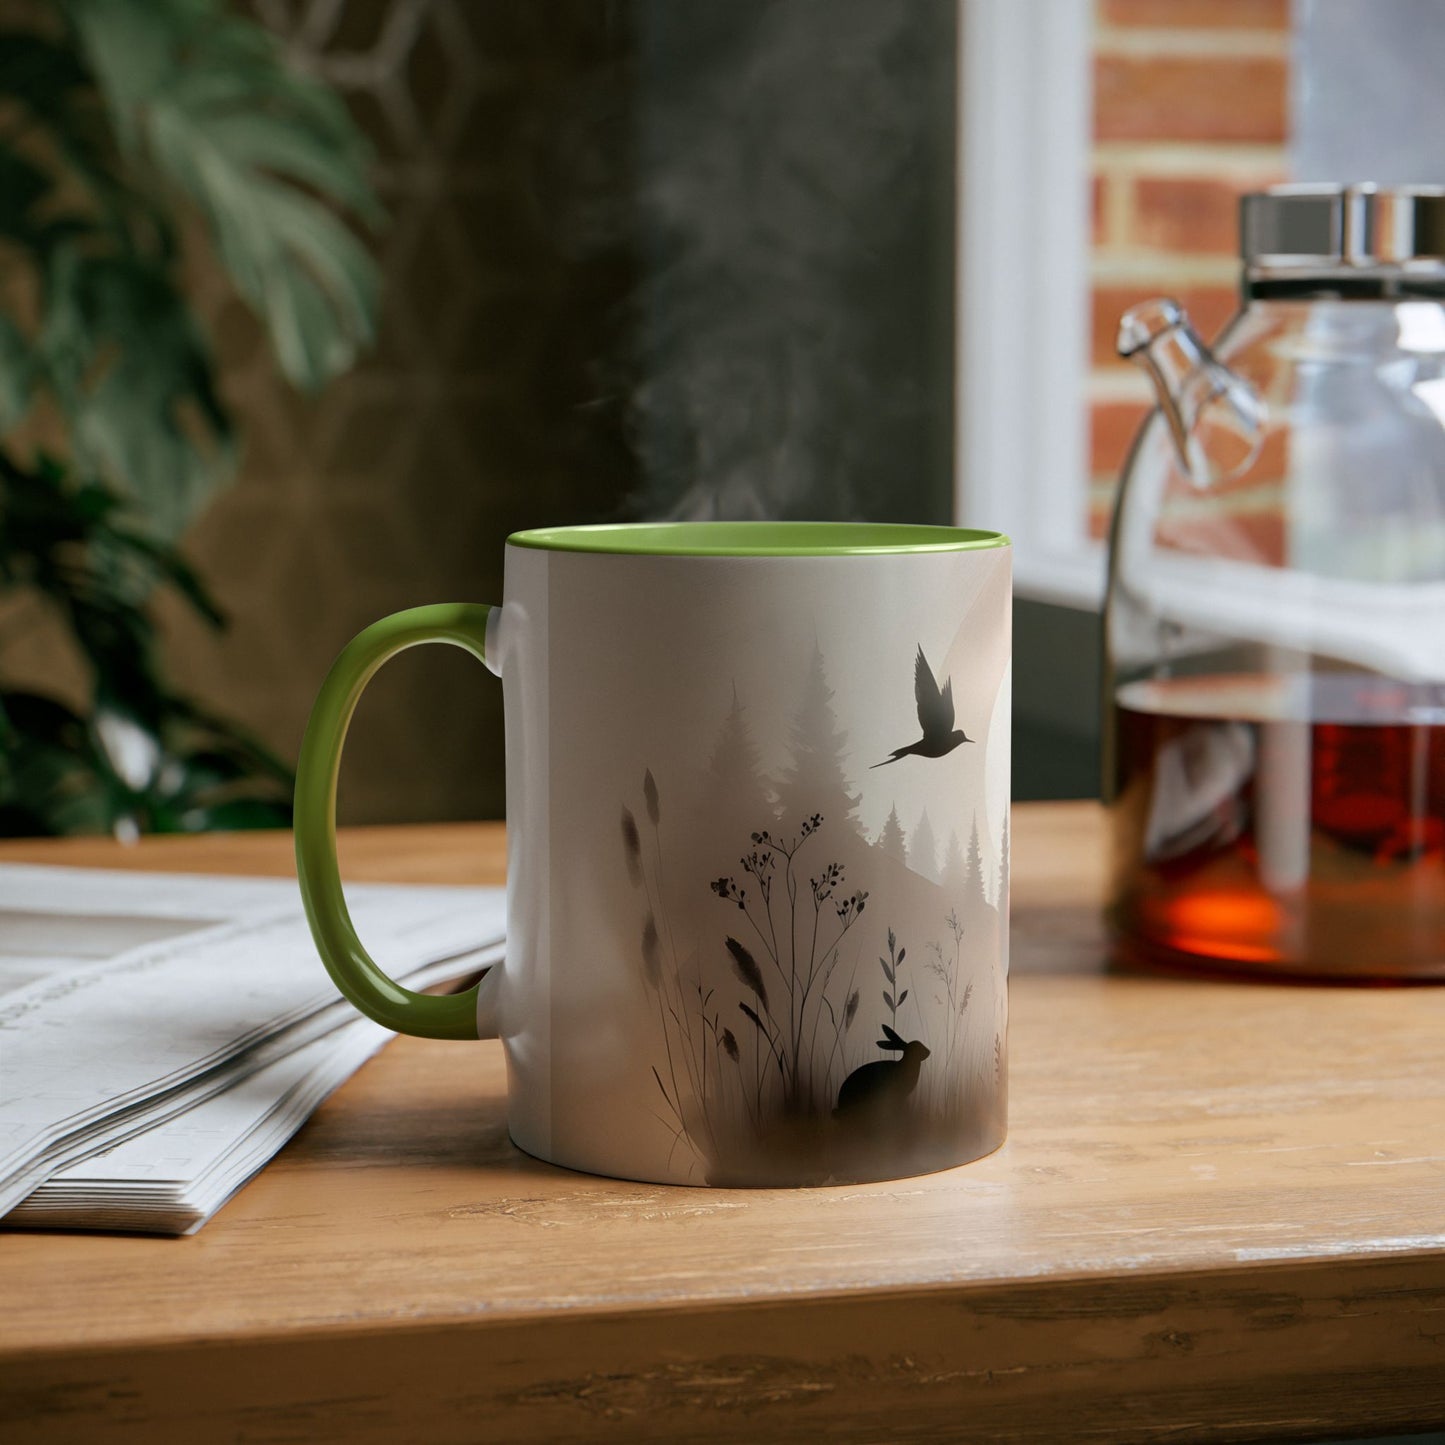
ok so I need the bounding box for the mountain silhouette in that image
[871,646,971,769]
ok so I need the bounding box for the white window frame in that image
[955,0,1105,611]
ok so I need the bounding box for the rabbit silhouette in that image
[834,1024,930,1121]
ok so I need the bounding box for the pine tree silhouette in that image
[876,804,908,866]
[710,684,764,786]
[702,684,775,848]
[998,811,1010,910]
[908,808,939,883]
[941,829,967,896]
[964,815,987,915]
[775,642,861,835]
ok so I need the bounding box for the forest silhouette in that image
[621,643,1006,1185]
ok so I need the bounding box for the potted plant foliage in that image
[0,0,379,836]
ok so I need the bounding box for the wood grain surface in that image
[3,804,1444,1443]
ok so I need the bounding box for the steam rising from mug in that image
[545,1,955,521]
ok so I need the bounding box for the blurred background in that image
[0,0,1429,834]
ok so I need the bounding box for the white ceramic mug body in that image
[493,531,1011,1186]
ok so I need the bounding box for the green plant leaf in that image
[0,316,32,427]
[65,0,381,392]
[177,797,291,832]
[108,524,225,626]
[36,247,234,536]
[166,699,294,783]
[0,29,158,255]
[0,690,113,836]
[0,148,51,246]
[0,33,89,116]
[0,2,364,836]
[0,673,295,838]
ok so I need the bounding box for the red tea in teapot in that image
[1110,673,1445,979]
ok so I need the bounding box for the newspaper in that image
[0,864,505,1233]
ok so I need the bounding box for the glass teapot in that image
[1105,184,1445,980]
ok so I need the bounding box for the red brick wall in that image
[1088,0,1290,538]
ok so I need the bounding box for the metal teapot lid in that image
[1241,184,1445,271]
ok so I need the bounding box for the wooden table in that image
[3,803,1444,1444]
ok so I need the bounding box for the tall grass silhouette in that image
[711,813,868,1118]
[620,729,1004,1182]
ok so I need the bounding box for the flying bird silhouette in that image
[870,646,971,768]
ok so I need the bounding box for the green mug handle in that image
[294,603,497,1040]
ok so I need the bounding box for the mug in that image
[295,522,1011,1187]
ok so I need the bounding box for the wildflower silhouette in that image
[879,927,908,1030]
[711,812,867,1114]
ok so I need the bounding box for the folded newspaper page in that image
[7,941,503,1234]
[0,865,505,1232]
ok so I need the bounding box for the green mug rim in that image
[506,521,1010,557]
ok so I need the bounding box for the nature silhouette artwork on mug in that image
[614,569,1009,1187]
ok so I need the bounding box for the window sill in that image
[1012,543,1107,612]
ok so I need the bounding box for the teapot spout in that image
[1117,297,1264,486]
